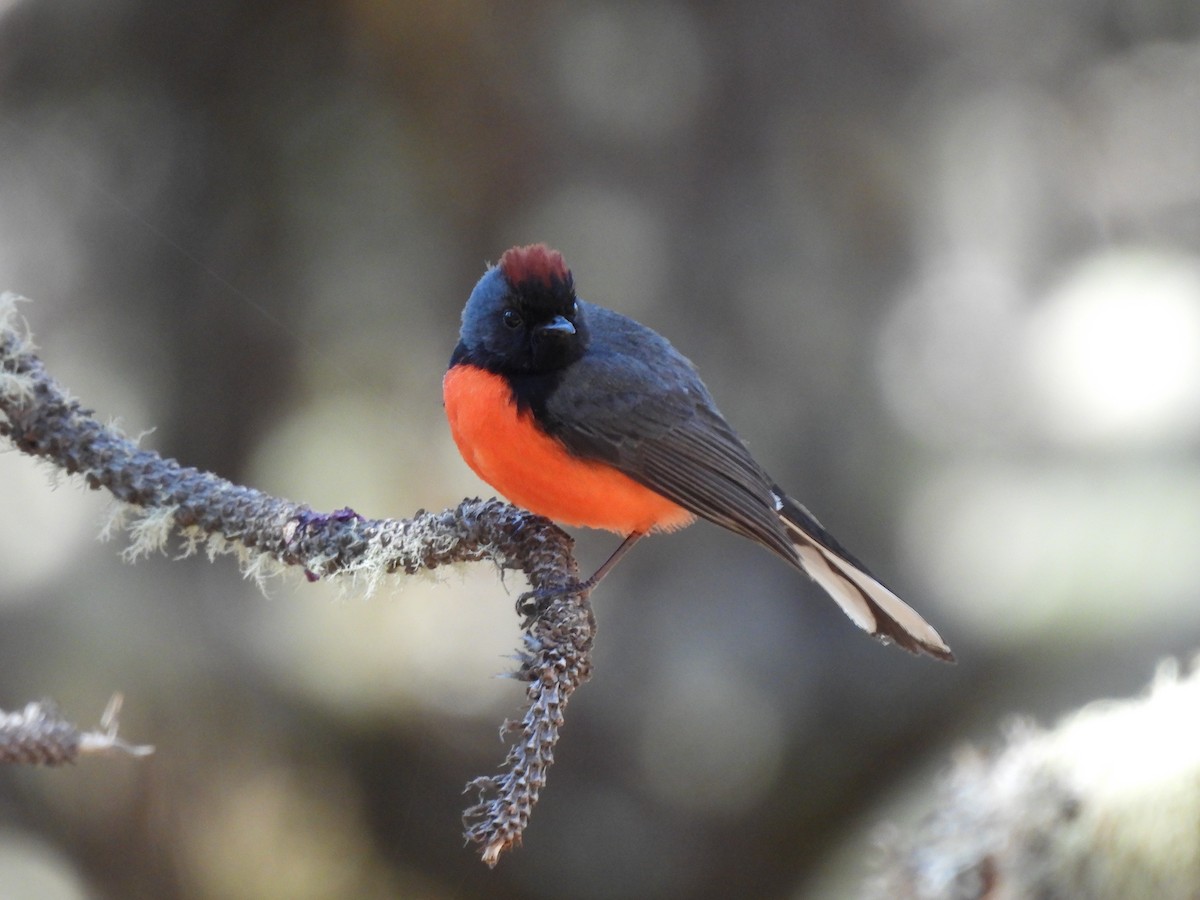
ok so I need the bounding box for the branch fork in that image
[0,293,594,865]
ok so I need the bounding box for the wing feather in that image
[541,304,794,559]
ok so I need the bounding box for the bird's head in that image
[457,244,588,374]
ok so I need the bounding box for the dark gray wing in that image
[540,303,796,561]
[543,305,954,660]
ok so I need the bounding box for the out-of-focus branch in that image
[868,657,1200,899]
[0,294,595,866]
[0,694,153,765]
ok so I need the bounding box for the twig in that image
[0,694,153,764]
[0,293,595,865]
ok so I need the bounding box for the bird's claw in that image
[515,589,545,619]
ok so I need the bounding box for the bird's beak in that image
[537,315,576,337]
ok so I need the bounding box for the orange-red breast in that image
[444,244,952,661]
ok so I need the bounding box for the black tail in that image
[774,492,954,662]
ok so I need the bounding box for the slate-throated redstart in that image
[444,244,952,661]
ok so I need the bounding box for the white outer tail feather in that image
[782,515,953,661]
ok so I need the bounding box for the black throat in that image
[451,340,565,419]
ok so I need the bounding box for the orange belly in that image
[443,364,694,534]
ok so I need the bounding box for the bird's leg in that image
[515,531,645,618]
[582,530,645,591]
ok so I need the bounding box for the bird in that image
[443,244,953,662]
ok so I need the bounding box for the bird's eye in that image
[502,308,523,330]
[569,301,578,318]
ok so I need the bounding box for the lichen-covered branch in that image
[464,588,594,865]
[0,293,595,865]
[868,657,1200,898]
[0,694,153,765]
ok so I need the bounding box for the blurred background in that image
[1,1,1200,897]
